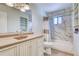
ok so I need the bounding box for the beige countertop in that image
[0,32,33,38]
[0,33,43,49]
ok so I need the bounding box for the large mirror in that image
[0,4,32,33]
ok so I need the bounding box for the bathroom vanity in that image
[0,32,44,56]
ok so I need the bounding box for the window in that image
[28,20,32,32]
[58,16,62,24]
[54,17,58,24]
[53,16,62,24]
[20,17,27,31]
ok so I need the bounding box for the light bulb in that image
[20,8,26,12]
[24,5,30,10]
[6,3,13,7]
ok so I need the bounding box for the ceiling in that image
[5,3,72,16]
[34,3,72,16]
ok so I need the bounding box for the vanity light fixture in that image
[5,3,30,12]
[23,4,30,10]
[6,3,14,7]
[20,4,30,12]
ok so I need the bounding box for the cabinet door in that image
[31,37,44,56]
[18,41,32,56]
[31,39,38,56]
[0,45,17,56]
[37,37,44,56]
[25,40,32,56]
[18,41,27,56]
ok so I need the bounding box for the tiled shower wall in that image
[47,7,73,42]
[43,7,73,56]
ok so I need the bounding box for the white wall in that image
[0,4,28,32]
[30,4,43,34]
[0,12,7,33]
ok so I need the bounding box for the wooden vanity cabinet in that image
[0,36,44,56]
